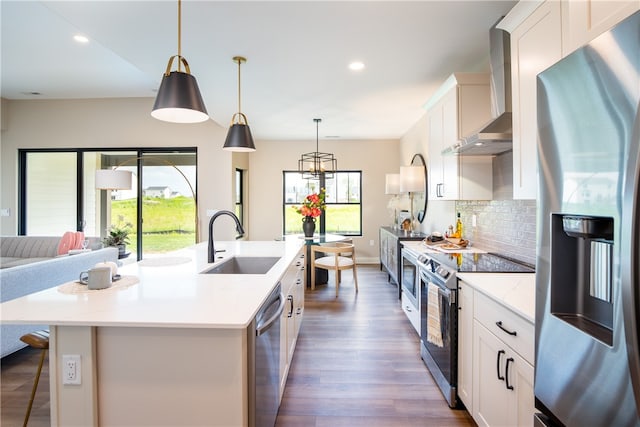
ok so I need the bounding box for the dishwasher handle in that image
[256,291,286,337]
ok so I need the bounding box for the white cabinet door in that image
[428,99,447,198]
[457,281,474,410]
[279,248,305,401]
[511,0,562,199]
[441,89,462,200]
[562,0,640,56]
[427,74,492,201]
[473,321,511,427]
[473,322,535,427]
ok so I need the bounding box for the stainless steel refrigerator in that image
[535,10,640,427]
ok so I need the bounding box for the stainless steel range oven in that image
[418,253,459,407]
[417,250,535,409]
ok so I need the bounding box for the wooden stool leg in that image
[23,348,47,427]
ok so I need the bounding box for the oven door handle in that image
[422,277,454,305]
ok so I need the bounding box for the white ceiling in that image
[1,0,516,140]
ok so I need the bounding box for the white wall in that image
[0,98,236,241]
[1,98,403,262]
[247,138,400,262]
[399,112,456,236]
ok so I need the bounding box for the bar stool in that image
[19,330,49,427]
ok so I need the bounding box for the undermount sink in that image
[201,256,281,275]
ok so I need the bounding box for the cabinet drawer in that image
[474,292,534,365]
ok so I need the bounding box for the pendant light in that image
[151,0,208,124]
[223,56,256,152]
[298,118,337,179]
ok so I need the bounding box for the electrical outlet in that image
[472,214,477,227]
[369,239,375,246]
[0,208,10,217]
[62,354,81,385]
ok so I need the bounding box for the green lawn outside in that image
[284,205,361,235]
[111,196,195,254]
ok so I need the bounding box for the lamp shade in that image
[151,71,209,124]
[223,123,256,152]
[95,170,133,190]
[400,166,424,193]
[385,173,400,194]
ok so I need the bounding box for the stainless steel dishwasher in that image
[248,283,285,427]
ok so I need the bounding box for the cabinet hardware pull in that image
[497,350,505,381]
[405,305,412,312]
[496,321,517,336]
[505,357,515,390]
[287,295,294,318]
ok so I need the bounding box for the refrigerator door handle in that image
[622,105,640,415]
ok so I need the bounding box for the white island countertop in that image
[0,239,304,329]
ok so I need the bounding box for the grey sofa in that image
[1,236,119,357]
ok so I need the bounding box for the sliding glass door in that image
[19,148,197,261]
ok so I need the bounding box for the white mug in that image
[94,261,118,279]
[79,266,112,290]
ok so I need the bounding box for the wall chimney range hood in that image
[443,18,513,156]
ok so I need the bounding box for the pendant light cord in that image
[177,0,182,72]
[315,118,321,152]
[237,58,242,114]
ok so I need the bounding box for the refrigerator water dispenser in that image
[550,214,614,346]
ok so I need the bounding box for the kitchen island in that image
[0,239,305,426]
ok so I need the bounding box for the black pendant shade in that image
[224,121,256,152]
[152,67,208,124]
[151,0,208,124]
[223,56,256,152]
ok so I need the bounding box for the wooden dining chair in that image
[310,242,358,297]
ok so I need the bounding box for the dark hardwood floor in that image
[1,264,474,427]
[1,343,50,427]
[275,264,474,427]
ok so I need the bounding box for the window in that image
[283,171,362,236]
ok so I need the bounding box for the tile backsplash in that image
[455,199,537,266]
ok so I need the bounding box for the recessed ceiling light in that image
[73,35,89,43]
[348,61,365,71]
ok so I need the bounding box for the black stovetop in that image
[425,251,535,273]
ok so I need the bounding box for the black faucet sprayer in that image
[208,210,245,263]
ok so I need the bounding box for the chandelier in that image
[298,118,337,179]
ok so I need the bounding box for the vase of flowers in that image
[293,188,326,238]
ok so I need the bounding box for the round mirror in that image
[411,153,428,223]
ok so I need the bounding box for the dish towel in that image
[427,282,444,347]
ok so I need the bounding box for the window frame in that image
[282,170,362,236]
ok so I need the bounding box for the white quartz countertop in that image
[457,273,535,323]
[0,239,304,329]
[401,241,535,323]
